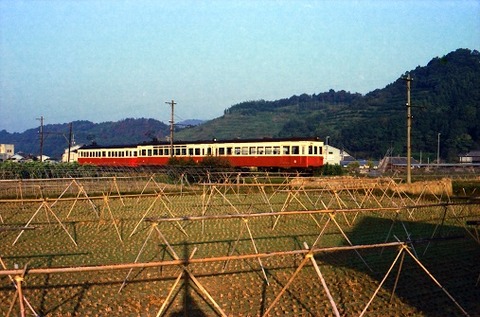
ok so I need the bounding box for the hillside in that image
[176,90,364,140]
[176,48,480,161]
[1,48,479,162]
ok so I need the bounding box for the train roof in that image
[79,136,323,150]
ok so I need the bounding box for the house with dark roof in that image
[377,156,420,173]
[458,150,480,163]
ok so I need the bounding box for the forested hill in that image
[176,48,480,161]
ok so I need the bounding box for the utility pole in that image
[402,74,413,184]
[325,136,330,164]
[67,122,73,163]
[165,100,176,157]
[36,116,44,162]
[437,132,441,167]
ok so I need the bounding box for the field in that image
[0,172,479,316]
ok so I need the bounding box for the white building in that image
[324,145,352,165]
[0,144,14,161]
[62,144,82,163]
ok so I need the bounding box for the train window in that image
[175,148,180,156]
[314,146,318,155]
[141,149,146,156]
[282,146,290,155]
[257,147,264,154]
[308,146,313,155]
[182,148,187,155]
[241,147,248,155]
[147,149,151,156]
[319,147,323,154]
[207,147,212,155]
[195,148,200,155]
[265,147,272,155]
[165,149,169,156]
[153,149,158,156]
[158,148,163,155]
[219,148,225,155]
[227,147,232,155]
[133,151,137,156]
[292,146,299,154]
[273,146,280,154]
[235,147,240,155]
[249,147,256,155]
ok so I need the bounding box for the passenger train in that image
[77,137,325,169]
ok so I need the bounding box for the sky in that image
[1,0,479,133]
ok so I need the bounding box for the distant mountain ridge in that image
[1,48,479,162]
[0,119,169,159]
[0,118,208,159]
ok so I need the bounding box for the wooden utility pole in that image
[165,100,176,157]
[36,116,44,162]
[403,74,413,184]
[67,122,73,163]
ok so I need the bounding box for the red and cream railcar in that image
[77,144,139,166]
[77,137,325,169]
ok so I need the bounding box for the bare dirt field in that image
[0,174,479,316]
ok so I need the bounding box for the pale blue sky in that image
[1,0,479,133]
